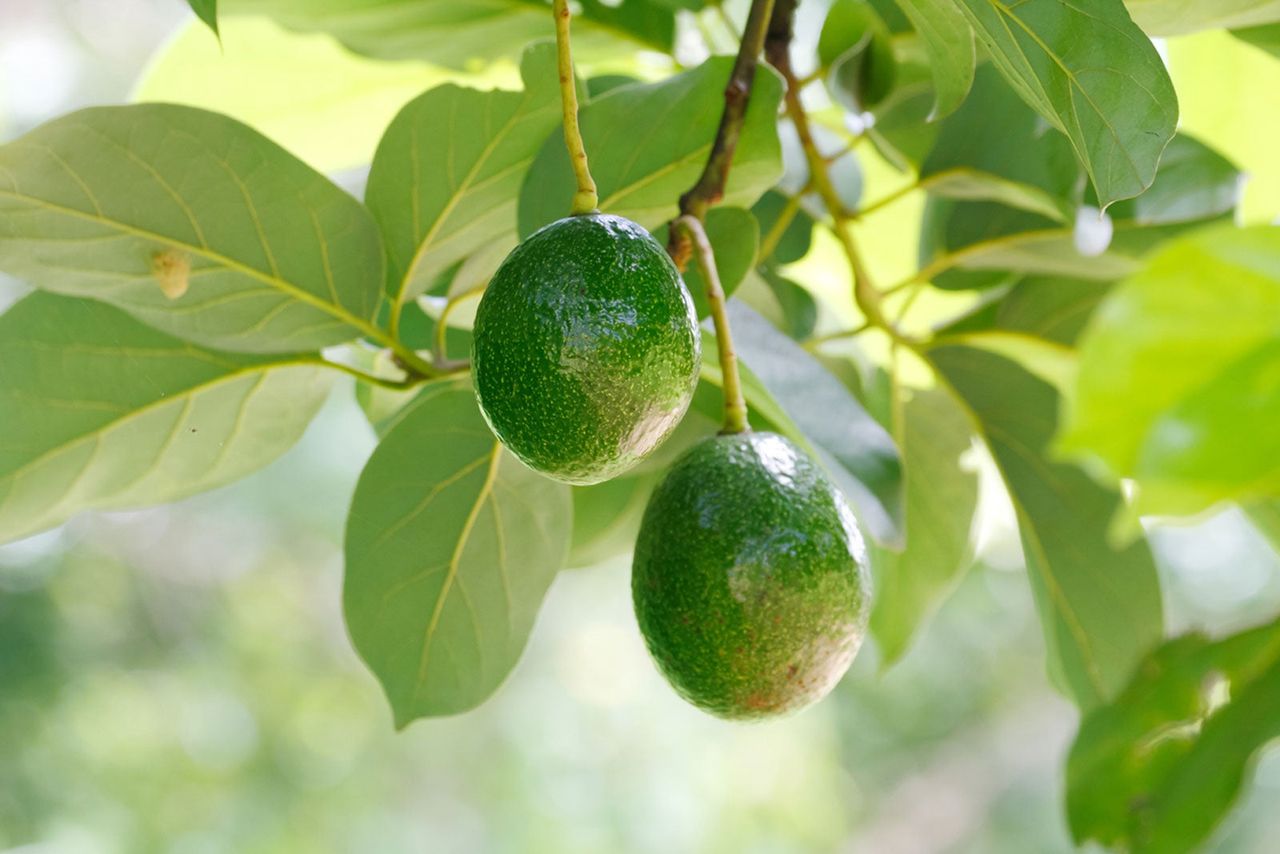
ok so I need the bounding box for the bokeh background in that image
[2,1,1280,852]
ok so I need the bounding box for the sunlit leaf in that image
[367,42,564,303]
[1060,225,1280,517]
[186,0,219,35]
[1126,0,1280,35]
[0,105,384,352]
[0,293,332,544]
[227,0,677,67]
[344,381,572,725]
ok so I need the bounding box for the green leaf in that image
[1246,500,1280,553]
[1234,22,1280,56]
[922,169,1073,223]
[950,0,1178,208]
[1060,225,1280,517]
[344,381,572,725]
[187,0,219,35]
[983,276,1114,346]
[652,207,758,318]
[930,343,1164,709]
[1067,616,1280,852]
[518,58,784,234]
[894,0,976,119]
[821,0,900,113]
[569,474,657,569]
[752,190,814,265]
[870,380,978,667]
[728,302,905,547]
[0,293,332,545]
[228,0,677,67]
[1127,0,1280,35]
[0,104,385,353]
[367,43,563,304]
[920,133,1242,288]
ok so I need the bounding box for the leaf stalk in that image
[552,0,599,215]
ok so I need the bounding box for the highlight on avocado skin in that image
[471,213,701,485]
[632,431,872,720]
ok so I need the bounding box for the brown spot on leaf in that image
[151,248,190,300]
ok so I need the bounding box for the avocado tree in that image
[0,0,1277,850]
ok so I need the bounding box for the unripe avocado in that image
[632,431,872,719]
[472,214,700,485]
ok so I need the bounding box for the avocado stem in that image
[673,215,749,435]
[552,0,599,216]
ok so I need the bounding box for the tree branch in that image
[668,0,777,268]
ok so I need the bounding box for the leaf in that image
[950,0,1179,208]
[518,58,784,235]
[187,0,219,35]
[134,17,474,174]
[0,293,332,545]
[651,207,758,318]
[1246,500,1280,554]
[870,379,978,667]
[0,104,385,353]
[930,343,1164,709]
[894,0,976,119]
[344,381,572,725]
[227,0,677,67]
[752,190,814,264]
[727,302,905,547]
[922,169,1073,223]
[568,474,657,569]
[987,276,1114,345]
[1067,616,1280,852]
[820,0,900,112]
[367,43,563,304]
[919,133,1242,288]
[1127,0,1280,35]
[1060,225,1280,517]
[1234,21,1280,56]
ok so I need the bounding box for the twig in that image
[673,215,749,434]
[553,0,598,214]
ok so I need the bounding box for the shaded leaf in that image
[0,104,384,352]
[1060,225,1280,517]
[1234,22,1280,56]
[367,43,563,302]
[344,382,572,725]
[821,0,899,112]
[1068,616,1280,852]
[0,293,332,544]
[871,380,978,666]
[518,58,784,234]
[728,302,905,547]
[931,343,1164,709]
[951,0,1178,208]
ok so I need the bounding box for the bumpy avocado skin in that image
[632,432,872,720]
[472,214,701,485]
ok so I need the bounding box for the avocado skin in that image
[472,214,700,485]
[632,431,871,720]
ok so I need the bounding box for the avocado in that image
[632,431,872,719]
[472,214,701,485]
